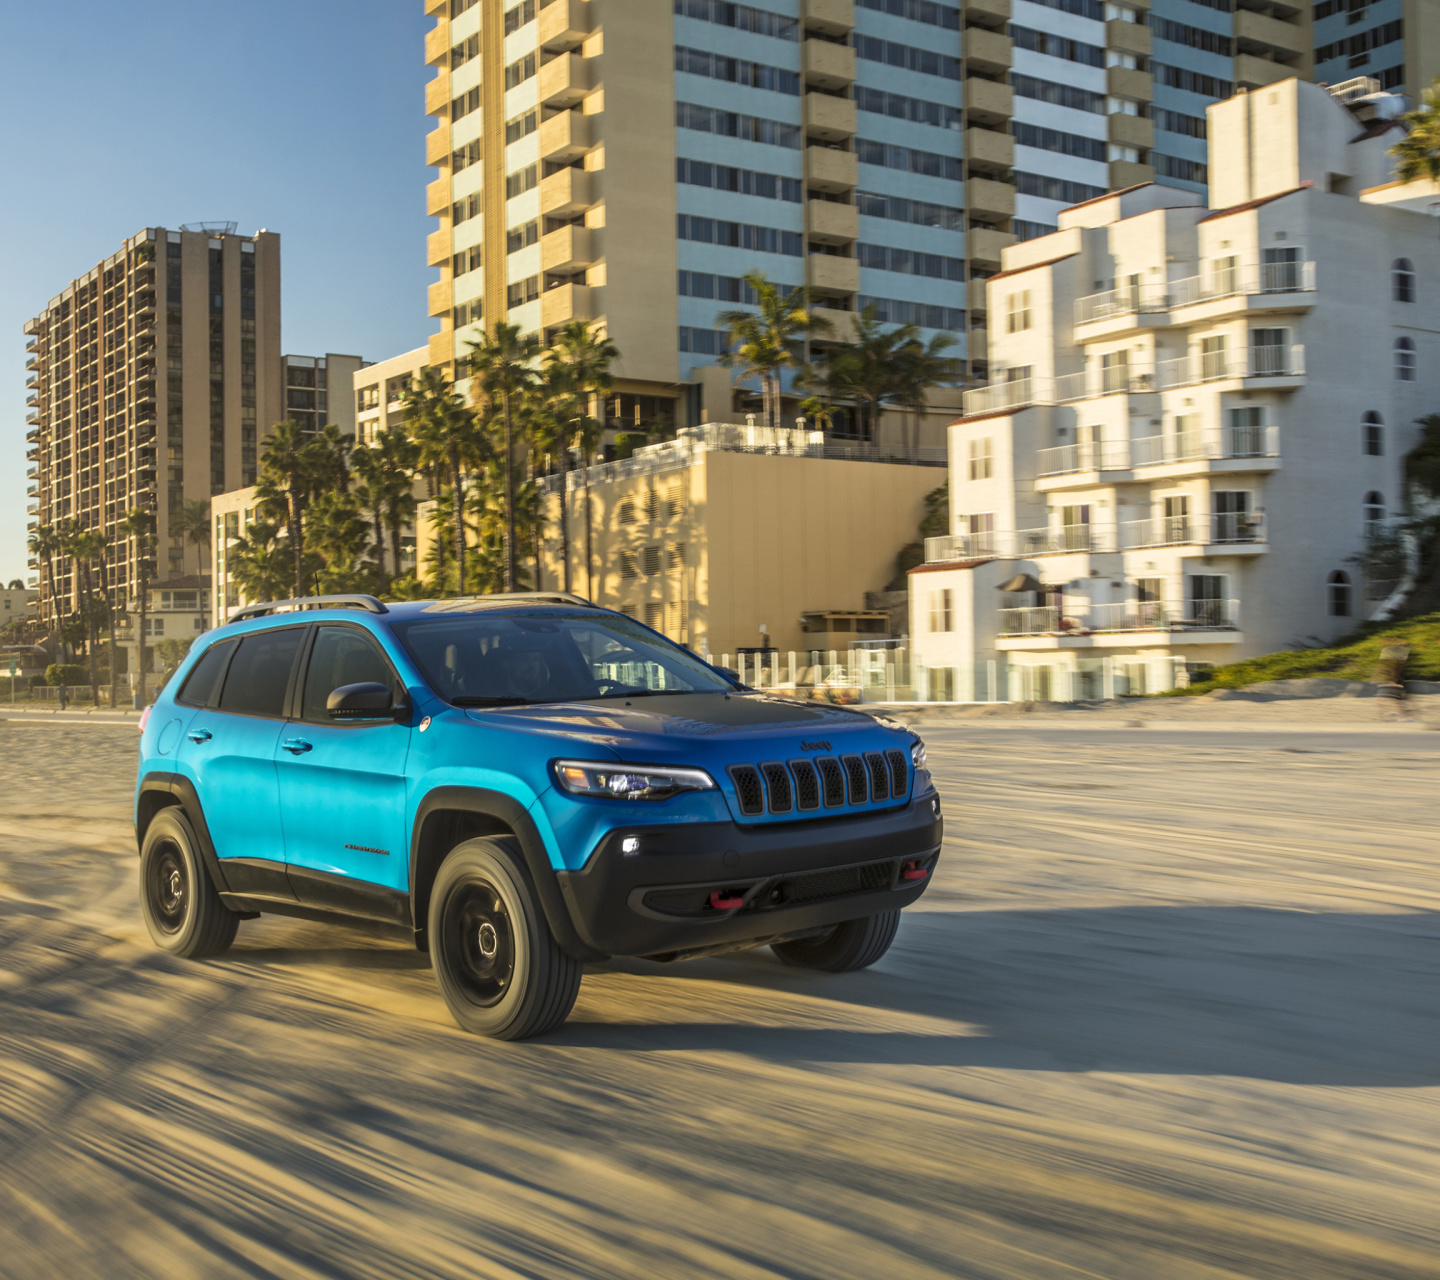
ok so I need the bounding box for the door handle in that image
[187,729,212,743]
[282,738,313,755]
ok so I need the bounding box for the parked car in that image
[135,594,942,1039]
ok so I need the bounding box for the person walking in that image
[1375,643,1413,721]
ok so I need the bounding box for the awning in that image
[997,573,1044,593]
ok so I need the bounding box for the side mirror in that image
[327,682,404,721]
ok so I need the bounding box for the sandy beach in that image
[0,712,1437,1279]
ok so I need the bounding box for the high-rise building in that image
[280,352,366,436]
[910,78,1431,700]
[421,0,978,439]
[1313,0,1439,96]
[23,224,281,624]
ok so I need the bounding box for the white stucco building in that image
[911,76,1436,701]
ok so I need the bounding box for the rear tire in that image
[138,807,239,958]
[771,910,900,972]
[428,837,581,1040]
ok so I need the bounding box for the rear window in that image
[218,628,306,718]
[176,639,236,708]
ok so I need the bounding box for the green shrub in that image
[613,432,648,460]
[1164,611,1440,696]
[45,663,88,687]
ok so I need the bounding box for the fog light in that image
[621,836,640,855]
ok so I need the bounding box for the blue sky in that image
[0,0,434,585]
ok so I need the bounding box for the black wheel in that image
[138,807,239,958]
[771,910,900,972]
[428,837,581,1040]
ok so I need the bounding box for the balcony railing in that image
[1036,440,1131,475]
[1121,515,1268,549]
[1155,345,1304,388]
[1074,260,1316,325]
[1130,424,1279,466]
[925,524,1115,560]
[960,377,1039,416]
[998,598,1240,635]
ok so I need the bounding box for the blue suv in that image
[135,594,942,1039]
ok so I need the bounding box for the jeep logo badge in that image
[800,740,832,751]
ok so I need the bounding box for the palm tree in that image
[120,508,156,704]
[308,490,374,591]
[469,322,542,591]
[718,271,831,432]
[27,524,65,635]
[353,428,420,586]
[172,498,212,576]
[254,421,322,597]
[894,331,963,461]
[546,320,618,596]
[228,520,295,604]
[1391,80,1440,183]
[64,525,108,705]
[406,367,479,593]
[820,306,916,443]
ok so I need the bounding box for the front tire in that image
[428,837,581,1040]
[771,910,900,972]
[138,807,239,958]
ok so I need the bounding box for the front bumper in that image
[555,792,943,958]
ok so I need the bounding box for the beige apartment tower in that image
[24,224,281,625]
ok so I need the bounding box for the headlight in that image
[910,738,927,770]
[553,759,717,801]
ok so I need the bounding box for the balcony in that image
[426,121,451,166]
[966,176,1015,219]
[538,109,591,163]
[808,253,860,293]
[429,278,454,316]
[965,27,1012,74]
[805,145,857,192]
[1156,344,1305,389]
[1036,440,1131,477]
[1106,66,1153,102]
[1074,260,1316,330]
[538,52,590,109]
[1234,52,1292,90]
[424,73,450,118]
[963,77,1013,125]
[541,282,595,329]
[997,599,1241,642]
[539,0,590,50]
[427,174,450,216]
[967,226,1013,267]
[1129,425,1280,473]
[803,0,855,35]
[803,38,855,89]
[965,126,1014,172]
[424,21,449,67]
[539,166,594,217]
[807,199,858,243]
[1108,112,1154,150]
[1121,516,1269,551]
[964,0,1011,24]
[428,224,453,267]
[541,224,596,272]
[805,92,857,142]
[925,525,1116,561]
[1106,17,1151,56]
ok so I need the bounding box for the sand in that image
[0,713,1437,1279]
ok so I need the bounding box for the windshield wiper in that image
[451,695,534,707]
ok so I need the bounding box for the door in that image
[1060,504,1091,550]
[1163,495,1190,544]
[275,623,412,903]
[175,626,307,897]
[1212,490,1250,542]
[1188,575,1225,627]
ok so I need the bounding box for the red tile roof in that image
[986,252,1080,283]
[1198,182,1312,222]
[907,559,995,575]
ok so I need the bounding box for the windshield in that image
[391,611,734,705]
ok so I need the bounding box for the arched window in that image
[1393,258,1416,303]
[1328,571,1352,618]
[1395,337,1416,381]
[1363,411,1384,456]
[1363,491,1386,535]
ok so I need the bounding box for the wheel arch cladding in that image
[409,786,606,962]
[135,771,232,894]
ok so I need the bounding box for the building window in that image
[1395,336,1416,381]
[620,552,639,579]
[1362,411,1384,456]
[929,588,953,633]
[1363,491,1386,536]
[1328,571,1352,617]
[1006,291,1031,333]
[644,602,663,630]
[617,499,637,525]
[1393,258,1416,303]
[967,438,993,480]
[1200,335,1227,380]
[642,545,662,576]
[504,53,536,90]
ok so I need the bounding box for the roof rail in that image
[421,592,598,614]
[228,594,390,623]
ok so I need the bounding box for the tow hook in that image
[901,860,929,882]
[708,890,745,910]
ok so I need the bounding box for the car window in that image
[217,628,306,719]
[176,638,237,708]
[302,626,398,721]
[392,611,731,705]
